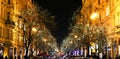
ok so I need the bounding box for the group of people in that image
[0,55,22,59]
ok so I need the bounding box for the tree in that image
[34,5,57,53]
[76,24,107,55]
[69,9,107,56]
[19,5,40,58]
[37,6,56,34]
[95,26,107,53]
[19,3,57,58]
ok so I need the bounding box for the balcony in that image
[115,25,120,34]
[5,13,15,28]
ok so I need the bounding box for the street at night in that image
[0,0,120,59]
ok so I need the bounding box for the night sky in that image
[34,0,82,44]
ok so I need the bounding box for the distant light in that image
[69,41,73,44]
[43,38,47,42]
[74,35,78,39]
[55,48,59,52]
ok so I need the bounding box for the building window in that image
[0,27,2,37]
[99,14,101,21]
[119,39,120,45]
[115,14,117,26]
[5,29,12,39]
[98,0,100,5]
[106,0,108,2]
[0,1,1,18]
[118,12,119,22]
[8,0,10,4]
[109,0,112,10]
[10,30,12,39]
[106,6,110,16]
[118,12,120,25]
[110,0,114,7]
[6,29,10,39]
[3,28,5,38]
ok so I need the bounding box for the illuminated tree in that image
[95,26,107,53]
[72,23,107,55]
[38,7,56,34]
[19,8,39,58]
[69,9,107,56]
[19,3,56,57]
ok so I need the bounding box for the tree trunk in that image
[25,47,28,59]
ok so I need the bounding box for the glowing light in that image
[119,46,120,55]
[90,12,99,20]
[55,48,59,52]
[69,41,73,44]
[74,35,78,39]
[43,38,47,43]
[32,27,37,32]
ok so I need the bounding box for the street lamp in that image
[90,12,99,20]
[74,35,78,39]
[32,27,37,32]
[43,38,47,43]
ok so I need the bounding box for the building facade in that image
[81,0,120,58]
[0,0,34,58]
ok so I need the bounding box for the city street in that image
[0,0,120,59]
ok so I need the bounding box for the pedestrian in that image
[5,56,7,59]
[115,55,119,59]
[43,52,48,59]
[0,55,3,59]
[102,54,106,59]
[18,55,20,59]
[10,56,13,59]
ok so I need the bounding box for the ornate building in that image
[81,0,120,58]
[0,0,34,58]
